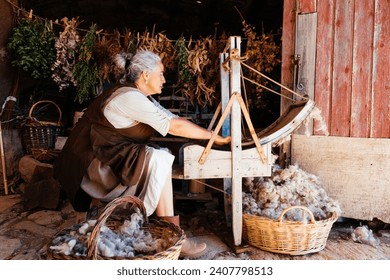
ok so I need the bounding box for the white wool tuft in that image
[50,210,173,258]
[303,106,329,136]
[351,225,380,248]
[243,164,342,221]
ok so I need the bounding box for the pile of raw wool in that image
[49,209,174,258]
[242,164,342,222]
[351,225,381,248]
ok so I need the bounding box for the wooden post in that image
[294,12,317,135]
[0,122,8,195]
[230,36,242,246]
[220,51,232,227]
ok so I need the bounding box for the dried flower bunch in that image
[242,164,342,222]
[51,17,81,90]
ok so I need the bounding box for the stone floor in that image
[1,192,390,260]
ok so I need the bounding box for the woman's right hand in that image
[214,135,231,146]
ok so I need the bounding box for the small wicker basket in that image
[243,205,337,255]
[21,100,62,155]
[48,196,185,260]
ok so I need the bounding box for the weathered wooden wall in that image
[291,134,390,223]
[282,0,390,222]
[281,0,389,138]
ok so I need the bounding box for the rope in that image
[242,76,295,102]
[240,60,308,100]
[240,65,250,138]
[191,179,231,197]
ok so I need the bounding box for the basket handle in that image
[277,205,316,224]
[28,100,62,126]
[87,195,148,259]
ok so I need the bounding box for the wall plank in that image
[350,0,375,137]
[294,13,317,135]
[371,0,390,138]
[281,0,297,113]
[314,0,335,135]
[295,13,317,101]
[282,0,389,138]
[331,0,354,136]
[299,0,316,13]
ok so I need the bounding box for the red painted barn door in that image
[282,0,389,138]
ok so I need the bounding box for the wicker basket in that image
[243,205,338,255]
[21,100,62,155]
[48,196,185,260]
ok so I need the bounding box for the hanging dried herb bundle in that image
[187,37,217,107]
[73,24,102,104]
[7,17,56,79]
[152,33,176,72]
[173,36,193,104]
[241,20,281,109]
[93,30,123,83]
[175,36,192,85]
[122,28,137,54]
[51,17,81,90]
[243,22,280,73]
[134,31,176,73]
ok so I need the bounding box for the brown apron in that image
[53,85,157,211]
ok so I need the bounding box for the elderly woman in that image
[53,50,230,258]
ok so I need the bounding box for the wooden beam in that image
[291,135,390,223]
[229,37,242,246]
[198,92,236,165]
[220,51,232,228]
[235,94,267,164]
[294,12,317,135]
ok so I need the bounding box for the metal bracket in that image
[294,54,305,91]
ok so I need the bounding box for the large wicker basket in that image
[243,205,337,255]
[21,100,62,155]
[47,196,185,260]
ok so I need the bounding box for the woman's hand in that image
[169,117,231,146]
[214,135,231,146]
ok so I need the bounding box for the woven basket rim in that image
[242,206,338,255]
[243,205,338,224]
[27,100,62,126]
[47,196,185,260]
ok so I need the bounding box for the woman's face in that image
[145,61,166,95]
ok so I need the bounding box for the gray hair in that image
[114,50,161,84]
